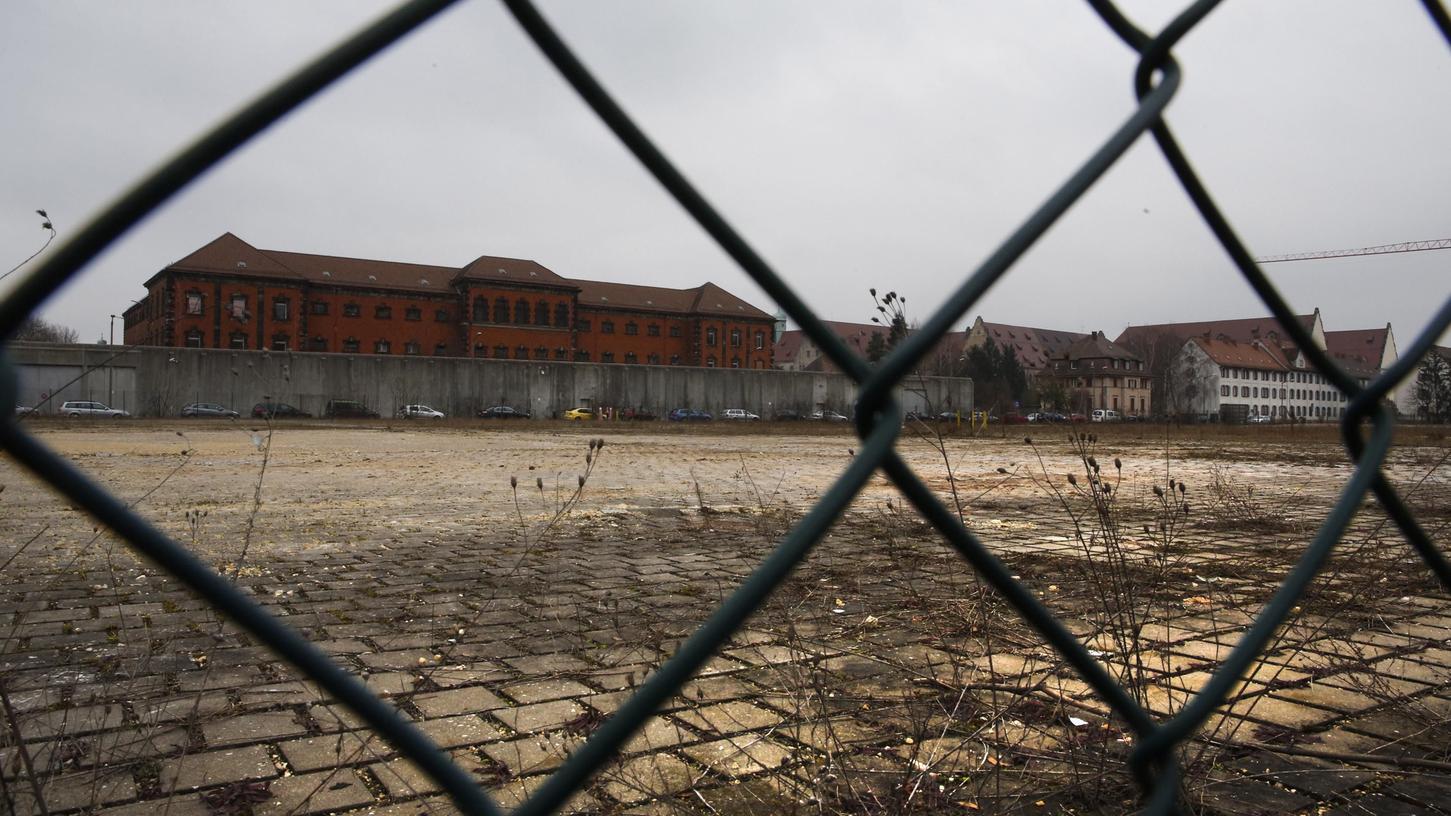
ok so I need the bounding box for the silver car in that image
[60,400,129,418]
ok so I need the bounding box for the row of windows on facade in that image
[1067,377,1144,389]
[1219,384,1345,403]
[186,291,447,322]
[1233,403,1344,419]
[181,329,753,366]
[1065,359,1145,370]
[575,319,766,349]
[185,292,768,349]
[1218,366,1333,384]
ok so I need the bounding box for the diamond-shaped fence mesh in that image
[3,1,1450,813]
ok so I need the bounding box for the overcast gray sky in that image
[3,1,1448,351]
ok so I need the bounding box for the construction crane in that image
[1255,238,1451,264]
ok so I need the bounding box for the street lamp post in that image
[108,314,117,407]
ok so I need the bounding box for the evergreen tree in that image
[1415,351,1451,422]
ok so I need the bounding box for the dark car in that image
[478,406,530,419]
[621,407,657,421]
[1003,412,1030,424]
[324,399,379,419]
[182,402,239,418]
[668,408,713,422]
[809,409,849,422]
[252,402,312,419]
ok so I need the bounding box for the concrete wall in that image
[9,344,972,420]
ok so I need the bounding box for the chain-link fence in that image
[3,1,1449,813]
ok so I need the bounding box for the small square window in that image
[374,339,390,354]
[310,300,329,315]
[405,307,422,321]
[647,324,660,337]
[375,305,392,319]
[435,309,449,322]
[344,303,361,317]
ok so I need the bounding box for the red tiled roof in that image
[1190,336,1287,370]
[457,255,576,289]
[1324,327,1389,371]
[263,249,458,294]
[156,234,773,321]
[977,321,1086,370]
[1058,331,1141,362]
[162,233,299,282]
[1116,314,1314,350]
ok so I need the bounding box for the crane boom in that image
[1255,238,1451,264]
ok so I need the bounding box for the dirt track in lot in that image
[1,421,1449,815]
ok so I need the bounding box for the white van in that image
[1090,409,1121,423]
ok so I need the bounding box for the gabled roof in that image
[161,233,299,282]
[690,282,775,320]
[1057,331,1141,363]
[1116,313,1314,350]
[1189,335,1287,370]
[973,319,1086,370]
[1324,326,1391,374]
[573,279,698,314]
[457,255,577,289]
[149,234,774,321]
[264,250,457,294]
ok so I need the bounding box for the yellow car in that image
[562,408,594,421]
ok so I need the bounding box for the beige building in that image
[1042,331,1151,416]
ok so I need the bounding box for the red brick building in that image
[123,234,775,368]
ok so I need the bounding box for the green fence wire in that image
[2,1,1449,813]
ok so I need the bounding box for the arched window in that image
[516,344,528,359]
[494,345,509,358]
[184,329,203,348]
[343,337,360,353]
[374,339,390,354]
[647,353,660,365]
[754,331,765,349]
[731,356,741,368]
[494,297,509,323]
[706,356,716,367]
[515,300,530,324]
[229,332,247,349]
[624,351,637,364]
[575,350,590,362]
[555,303,569,326]
[730,329,741,347]
[705,328,718,346]
[473,297,488,322]
[669,354,680,365]
[554,347,567,360]
[536,301,550,326]
[534,346,548,360]
[271,334,289,351]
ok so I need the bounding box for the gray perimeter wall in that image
[10,344,973,420]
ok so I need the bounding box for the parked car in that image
[1003,412,1030,424]
[809,410,849,422]
[1090,409,1122,423]
[252,402,312,419]
[14,405,34,417]
[668,408,713,422]
[1069,412,1087,423]
[562,407,594,421]
[324,399,379,419]
[1247,413,1273,424]
[722,408,760,421]
[621,407,657,421]
[773,409,802,421]
[60,400,129,418]
[477,406,528,419]
[181,403,239,418]
[399,404,446,419]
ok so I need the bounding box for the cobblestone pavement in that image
[0,423,1448,814]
